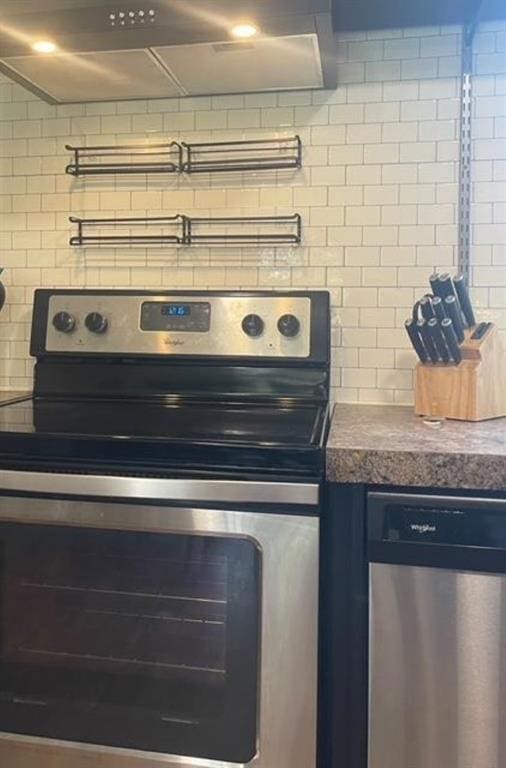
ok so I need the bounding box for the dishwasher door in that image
[368,492,506,768]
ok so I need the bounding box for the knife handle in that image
[454,274,476,328]
[429,272,441,297]
[420,296,436,321]
[441,318,462,364]
[405,319,429,363]
[427,318,450,363]
[418,319,439,363]
[444,295,465,343]
[431,296,447,322]
[436,273,458,301]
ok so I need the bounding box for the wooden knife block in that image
[414,323,506,421]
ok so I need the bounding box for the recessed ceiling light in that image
[231,22,258,39]
[32,40,58,54]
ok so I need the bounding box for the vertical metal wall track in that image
[458,24,475,286]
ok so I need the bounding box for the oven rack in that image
[65,136,302,176]
[69,214,302,247]
[65,142,183,176]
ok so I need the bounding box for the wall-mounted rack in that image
[186,215,302,245]
[69,215,186,246]
[182,137,302,173]
[69,214,302,247]
[65,142,183,177]
[65,136,302,177]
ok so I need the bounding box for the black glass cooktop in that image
[0,397,327,480]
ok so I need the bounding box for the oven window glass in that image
[0,524,260,762]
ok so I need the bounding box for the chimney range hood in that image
[0,1,337,104]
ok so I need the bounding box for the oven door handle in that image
[0,469,319,506]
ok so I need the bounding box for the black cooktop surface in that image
[0,397,327,480]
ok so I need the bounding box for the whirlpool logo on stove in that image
[410,523,436,534]
[163,339,185,347]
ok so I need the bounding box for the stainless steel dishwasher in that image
[368,491,506,768]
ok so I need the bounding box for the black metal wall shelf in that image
[65,136,302,177]
[65,142,183,177]
[182,137,302,173]
[69,215,187,247]
[186,215,302,245]
[69,214,302,247]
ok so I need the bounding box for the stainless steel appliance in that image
[0,1,337,103]
[368,491,506,768]
[0,289,330,768]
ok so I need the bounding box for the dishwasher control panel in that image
[368,492,506,549]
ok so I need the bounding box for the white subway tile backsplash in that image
[437,140,459,162]
[345,205,381,225]
[364,184,399,204]
[311,165,346,185]
[399,224,435,245]
[364,142,400,163]
[381,204,417,225]
[381,246,416,265]
[364,101,400,122]
[348,40,384,62]
[365,61,401,82]
[329,104,365,124]
[382,163,418,183]
[382,121,418,142]
[384,37,420,60]
[132,113,164,132]
[362,225,399,245]
[401,58,438,80]
[345,246,380,265]
[0,23,502,404]
[329,184,364,205]
[383,80,419,101]
[359,348,395,368]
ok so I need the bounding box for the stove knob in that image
[278,314,301,338]
[52,311,76,334]
[242,313,264,338]
[85,312,108,334]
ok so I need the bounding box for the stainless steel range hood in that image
[0,1,337,103]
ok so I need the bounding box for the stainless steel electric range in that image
[0,289,330,768]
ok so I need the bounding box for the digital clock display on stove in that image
[161,304,191,317]
[141,301,211,332]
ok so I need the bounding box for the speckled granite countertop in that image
[327,404,506,491]
[0,391,30,406]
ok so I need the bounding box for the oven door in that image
[0,471,319,768]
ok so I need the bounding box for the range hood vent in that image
[0,1,336,104]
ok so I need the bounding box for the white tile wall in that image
[0,23,505,403]
[472,21,506,341]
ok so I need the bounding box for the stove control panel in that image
[43,292,314,358]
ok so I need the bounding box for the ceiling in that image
[1,0,505,34]
[3,0,506,27]
[332,0,506,31]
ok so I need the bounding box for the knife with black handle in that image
[441,318,462,364]
[436,273,458,301]
[444,295,465,343]
[471,321,492,340]
[432,296,447,322]
[429,272,441,297]
[405,319,429,363]
[427,318,450,363]
[454,274,476,328]
[420,296,436,321]
[418,319,439,363]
